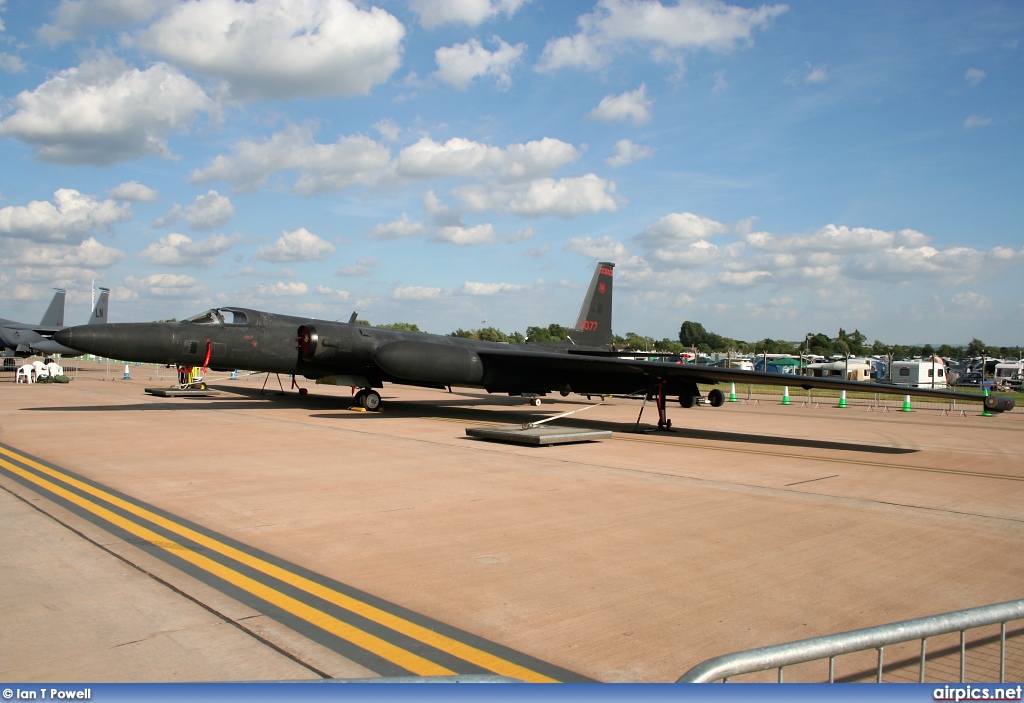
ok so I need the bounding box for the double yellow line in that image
[0,445,559,682]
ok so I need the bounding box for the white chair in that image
[45,362,63,378]
[31,360,48,380]
[16,365,33,383]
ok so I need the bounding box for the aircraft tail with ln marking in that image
[88,288,110,325]
[567,262,614,347]
[39,290,66,327]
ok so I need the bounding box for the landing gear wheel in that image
[353,389,367,407]
[678,395,697,408]
[362,390,382,411]
[298,387,308,396]
[530,397,542,407]
[708,388,725,407]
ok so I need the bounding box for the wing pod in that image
[374,340,483,385]
[985,395,1015,413]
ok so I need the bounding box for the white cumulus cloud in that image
[432,223,497,245]
[537,0,787,72]
[109,181,158,202]
[337,257,378,276]
[138,0,405,99]
[434,36,525,89]
[392,285,444,299]
[38,0,169,44]
[0,52,25,73]
[411,0,529,28]
[587,84,653,125]
[0,189,131,242]
[606,139,654,167]
[255,228,335,262]
[124,272,204,297]
[367,214,427,241]
[191,123,392,194]
[256,281,308,297]
[505,174,620,217]
[459,281,526,295]
[964,68,986,86]
[0,237,125,269]
[183,190,234,230]
[139,232,242,267]
[564,235,629,260]
[0,56,212,165]
[397,136,578,182]
[634,212,729,249]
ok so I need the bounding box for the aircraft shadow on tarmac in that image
[27,383,917,455]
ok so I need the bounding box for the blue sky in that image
[0,0,1021,345]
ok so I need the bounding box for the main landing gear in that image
[647,384,728,431]
[353,388,382,411]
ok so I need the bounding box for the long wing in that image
[475,346,1012,408]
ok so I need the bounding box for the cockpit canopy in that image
[183,308,255,326]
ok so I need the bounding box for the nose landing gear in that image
[353,388,382,410]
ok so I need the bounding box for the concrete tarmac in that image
[1,374,1022,682]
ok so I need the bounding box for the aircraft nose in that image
[53,328,74,347]
[54,325,109,356]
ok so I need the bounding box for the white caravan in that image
[891,358,948,389]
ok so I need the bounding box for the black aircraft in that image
[54,263,1014,427]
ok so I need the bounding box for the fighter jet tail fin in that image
[87,288,110,325]
[567,262,614,347]
[40,289,66,327]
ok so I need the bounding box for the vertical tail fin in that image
[567,262,614,347]
[87,288,109,325]
[39,289,66,327]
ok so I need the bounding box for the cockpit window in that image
[221,309,249,325]
[184,310,223,325]
[184,308,252,326]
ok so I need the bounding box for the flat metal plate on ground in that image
[466,424,611,446]
[145,387,224,397]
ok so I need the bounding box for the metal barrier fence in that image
[2,360,1019,413]
[678,599,1024,683]
[0,358,256,384]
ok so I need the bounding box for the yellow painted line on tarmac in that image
[0,445,559,683]
[610,434,1024,483]
[0,455,451,677]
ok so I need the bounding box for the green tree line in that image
[355,317,1020,358]
[677,320,1020,359]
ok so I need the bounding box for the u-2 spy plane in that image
[1,288,110,358]
[54,263,1014,427]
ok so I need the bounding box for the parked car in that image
[956,372,996,389]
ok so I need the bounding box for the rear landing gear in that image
[708,389,725,407]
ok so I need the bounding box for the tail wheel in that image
[678,394,697,408]
[708,389,725,407]
[363,390,382,411]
